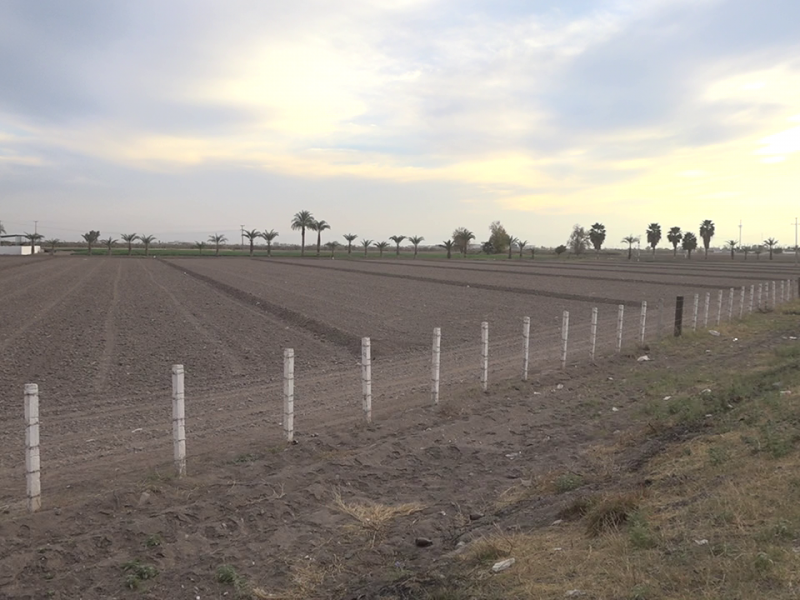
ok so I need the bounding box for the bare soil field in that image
[0,255,797,599]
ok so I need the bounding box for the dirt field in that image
[0,254,797,598]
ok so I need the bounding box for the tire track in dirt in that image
[92,262,122,395]
[139,261,245,377]
[162,259,364,357]
[259,259,643,307]
[0,259,82,302]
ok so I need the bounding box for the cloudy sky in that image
[1,0,798,247]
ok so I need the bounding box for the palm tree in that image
[291,210,315,256]
[139,234,157,256]
[326,241,339,257]
[667,227,682,258]
[24,232,43,254]
[699,220,715,259]
[408,235,424,259]
[121,233,138,256]
[452,228,475,257]
[621,235,639,260]
[261,230,279,256]
[208,234,227,256]
[343,233,358,255]
[441,240,455,259]
[82,230,100,256]
[754,244,763,260]
[43,238,59,255]
[589,223,606,258]
[195,241,207,255]
[361,239,373,257]
[682,232,698,259]
[646,223,661,257]
[507,236,518,259]
[389,235,406,257]
[764,237,779,260]
[242,229,260,257]
[375,241,389,257]
[101,237,117,256]
[726,240,737,260]
[311,219,330,256]
[517,240,528,258]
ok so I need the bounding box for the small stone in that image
[663,395,672,400]
[556,384,564,390]
[694,539,709,545]
[611,407,619,412]
[565,591,586,597]
[637,355,650,362]
[138,492,151,507]
[551,519,563,526]
[469,512,484,521]
[491,558,515,573]
[709,330,720,336]
[415,537,433,547]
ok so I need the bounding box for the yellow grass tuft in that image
[332,489,424,531]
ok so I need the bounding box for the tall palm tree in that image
[195,241,207,255]
[343,233,358,255]
[312,220,330,256]
[726,240,737,260]
[589,223,606,258]
[667,227,682,258]
[452,228,475,257]
[121,233,139,256]
[507,236,518,259]
[361,239,373,257]
[101,237,117,256]
[646,223,661,256]
[243,229,260,257]
[699,220,715,259]
[208,233,227,256]
[82,230,100,256]
[261,230,279,256]
[621,235,639,260]
[24,232,43,254]
[43,238,59,255]
[408,235,424,259]
[441,240,455,259]
[375,241,389,257]
[291,210,315,256]
[389,235,406,257]
[139,235,157,256]
[682,232,698,259]
[764,237,779,260]
[517,239,527,258]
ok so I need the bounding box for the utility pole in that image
[34,220,38,235]
[738,220,742,247]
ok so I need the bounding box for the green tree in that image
[139,235,156,256]
[699,220,715,258]
[753,244,763,260]
[326,241,339,257]
[343,233,358,255]
[667,227,682,258]
[589,223,606,258]
[82,230,100,256]
[453,227,475,257]
[555,245,567,257]
[260,230,279,257]
[389,235,406,257]
[311,219,330,257]
[375,241,389,257]
[726,240,737,260]
[101,237,117,256]
[568,225,589,256]
[290,210,315,256]
[243,229,260,257]
[507,236,518,259]
[682,232,698,259]
[208,233,227,256]
[488,221,511,254]
[43,238,59,255]
[121,233,138,256]
[764,237,779,260]
[622,235,639,260]
[441,240,455,259]
[361,239,373,257]
[408,235,424,259]
[195,241,207,255]
[646,223,662,256]
[24,232,43,254]
[517,239,527,258]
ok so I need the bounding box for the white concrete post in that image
[590,308,598,362]
[561,311,570,369]
[739,286,745,319]
[171,365,186,477]
[24,383,41,512]
[758,283,763,310]
[728,288,734,321]
[283,349,294,442]
[361,337,372,423]
[692,294,699,331]
[772,281,777,309]
[431,328,441,404]
[703,292,710,328]
[639,301,647,346]
[716,290,723,326]
[522,317,531,381]
[781,280,785,304]
[480,322,489,391]
[616,304,624,352]
[749,285,755,313]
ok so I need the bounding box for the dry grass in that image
[332,488,424,531]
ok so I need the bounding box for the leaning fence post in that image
[716,290,723,326]
[758,283,763,310]
[431,328,441,404]
[674,296,684,337]
[522,317,530,381]
[703,292,710,328]
[283,349,294,442]
[772,281,777,309]
[590,308,598,362]
[361,338,372,423]
[480,322,489,391]
[749,285,754,313]
[739,286,745,319]
[171,365,186,477]
[780,280,785,305]
[616,305,624,352]
[639,301,647,346]
[692,294,699,331]
[25,383,41,512]
[561,311,570,369]
[728,288,734,321]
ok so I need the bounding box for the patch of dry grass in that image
[332,489,424,531]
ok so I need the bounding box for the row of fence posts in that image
[20,278,800,512]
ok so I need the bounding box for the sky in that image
[1,0,799,248]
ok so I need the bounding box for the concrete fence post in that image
[749,284,754,313]
[361,337,372,423]
[590,308,598,362]
[716,290,723,326]
[739,286,745,319]
[561,311,570,369]
[703,292,710,328]
[522,317,530,381]
[639,301,647,346]
[692,294,699,331]
[24,383,41,512]
[616,305,624,352]
[728,288,734,321]
[758,283,763,310]
[171,365,186,477]
[431,327,441,404]
[480,322,489,391]
[780,280,785,305]
[772,281,777,309]
[283,349,294,442]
